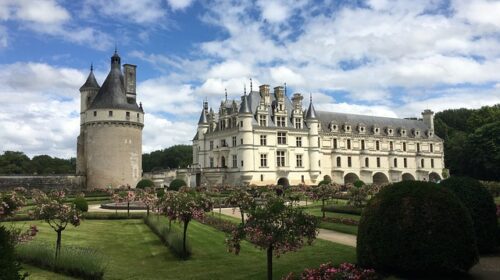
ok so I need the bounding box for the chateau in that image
[192,85,444,187]
[76,52,144,189]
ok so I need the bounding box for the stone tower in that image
[76,51,145,189]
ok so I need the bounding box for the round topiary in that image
[73,196,88,212]
[136,179,155,189]
[439,176,498,253]
[357,181,478,276]
[169,179,187,191]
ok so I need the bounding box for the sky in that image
[0,0,499,159]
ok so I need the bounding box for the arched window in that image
[336,157,341,167]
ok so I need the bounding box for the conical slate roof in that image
[88,52,141,112]
[198,108,208,124]
[306,97,317,119]
[79,66,100,91]
[239,94,252,114]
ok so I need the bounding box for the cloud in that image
[15,0,70,24]
[142,114,195,153]
[257,0,290,23]
[166,0,194,11]
[453,0,500,28]
[84,0,166,24]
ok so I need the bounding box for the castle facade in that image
[76,52,144,189]
[192,85,444,187]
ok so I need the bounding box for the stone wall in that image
[0,175,85,192]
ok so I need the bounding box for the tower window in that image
[376,141,380,150]
[394,158,398,168]
[109,111,113,117]
[333,138,338,149]
[232,155,237,168]
[361,140,365,150]
[347,157,352,167]
[126,111,130,120]
[365,157,369,167]
[404,158,407,168]
[347,139,351,149]
[93,111,97,117]
[430,143,433,152]
[336,157,341,167]
[377,157,381,167]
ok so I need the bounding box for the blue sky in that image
[0,0,499,158]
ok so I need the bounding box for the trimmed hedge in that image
[169,179,187,191]
[440,176,498,253]
[357,181,478,276]
[322,205,363,215]
[73,196,88,212]
[136,179,155,189]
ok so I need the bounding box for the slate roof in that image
[88,52,142,112]
[79,66,100,91]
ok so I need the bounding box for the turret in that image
[422,109,434,133]
[79,64,100,113]
[194,101,209,167]
[306,95,320,179]
[238,91,254,173]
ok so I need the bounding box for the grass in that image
[5,218,356,279]
[22,264,77,280]
[303,207,361,221]
[319,221,358,235]
[16,241,106,279]
[494,196,500,204]
[143,216,191,258]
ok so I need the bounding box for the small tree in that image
[136,188,157,216]
[31,190,81,259]
[347,185,368,208]
[227,195,319,280]
[225,189,255,225]
[308,183,339,218]
[163,191,212,257]
[118,190,136,218]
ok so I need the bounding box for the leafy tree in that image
[0,151,75,175]
[225,189,255,225]
[142,145,193,172]
[31,190,81,259]
[308,183,340,218]
[463,121,500,181]
[227,195,319,280]
[136,188,157,216]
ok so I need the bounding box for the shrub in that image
[283,262,379,280]
[322,205,363,215]
[353,180,365,188]
[317,180,330,186]
[0,226,26,280]
[16,241,106,279]
[196,215,237,233]
[143,216,191,259]
[136,179,155,189]
[323,175,332,182]
[169,179,187,191]
[440,176,498,253]
[156,188,165,198]
[357,181,478,276]
[73,196,88,212]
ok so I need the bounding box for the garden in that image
[0,176,499,280]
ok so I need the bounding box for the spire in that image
[306,93,317,120]
[239,92,252,114]
[80,64,100,91]
[225,88,227,101]
[284,82,287,96]
[250,78,253,92]
[198,103,208,124]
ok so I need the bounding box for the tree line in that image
[434,104,499,181]
[0,151,76,175]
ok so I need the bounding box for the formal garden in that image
[1,176,499,280]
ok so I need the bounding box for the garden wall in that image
[0,175,85,191]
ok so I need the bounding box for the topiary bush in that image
[439,176,498,253]
[357,181,478,276]
[169,179,187,191]
[0,226,26,280]
[73,196,88,212]
[353,180,365,188]
[136,179,155,189]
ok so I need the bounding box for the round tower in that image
[194,102,209,167]
[306,95,320,183]
[77,51,144,189]
[237,92,254,184]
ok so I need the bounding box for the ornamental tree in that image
[118,190,136,218]
[308,183,340,218]
[225,188,255,225]
[227,195,319,280]
[162,190,212,257]
[31,189,81,259]
[136,188,157,216]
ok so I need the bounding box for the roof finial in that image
[284,82,287,96]
[225,88,227,101]
[244,83,247,96]
[114,43,118,54]
[310,93,312,103]
[90,63,93,72]
[250,78,253,92]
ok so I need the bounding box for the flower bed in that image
[195,215,237,234]
[283,262,379,280]
[322,216,359,226]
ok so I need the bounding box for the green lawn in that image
[302,207,361,221]
[7,218,356,280]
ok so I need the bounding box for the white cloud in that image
[84,0,166,24]
[143,114,195,153]
[166,0,194,11]
[15,0,70,24]
[207,60,251,79]
[453,0,500,28]
[257,0,290,23]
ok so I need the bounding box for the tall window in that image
[295,118,302,129]
[261,174,264,181]
[126,111,130,120]
[276,151,285,167]
[417,143,420,152]
[296,137,302,147]
[431,158,434,168]
[377,157,381,167]
[347,156,352,167]
[93,111,97,117]
[421,159,425,168]
[259,115,267,126]
[277,132,287,145]
[394,158,398,168]
[403,142,407,151]
[221,139,227,147]
[260,135,267,146]
[365,157,369,167]
[260,154,267,167]
[209,141,214,150]
[336,157,341,167]
[347,139,351,149]
[296,155,303,167]
[277,116,286,127]
[430,143,433,152]
[232,136,237,147]
[390,141,393,151]
[232,155,237,168]
[376,141,380,150]
[108,110,113,117]
[361,140,365,150]
[301,175,305,183]
[404,158,407,168]
[333,138,338,149]
[209,157,214,168]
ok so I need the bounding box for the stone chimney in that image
[422,109,434,132]
[123,64,137,103]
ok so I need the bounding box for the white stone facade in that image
[192,85,444,187]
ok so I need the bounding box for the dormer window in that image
[259,115,267,126]
[358,124,366,134]
[387,128,394,136]
[330,122,339,132]
[373,126,380,134]
[427,130,433,137]
[344,124,351,132]
[400,128,407,137]
[294,118,302,129]
[413,129,420,137]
